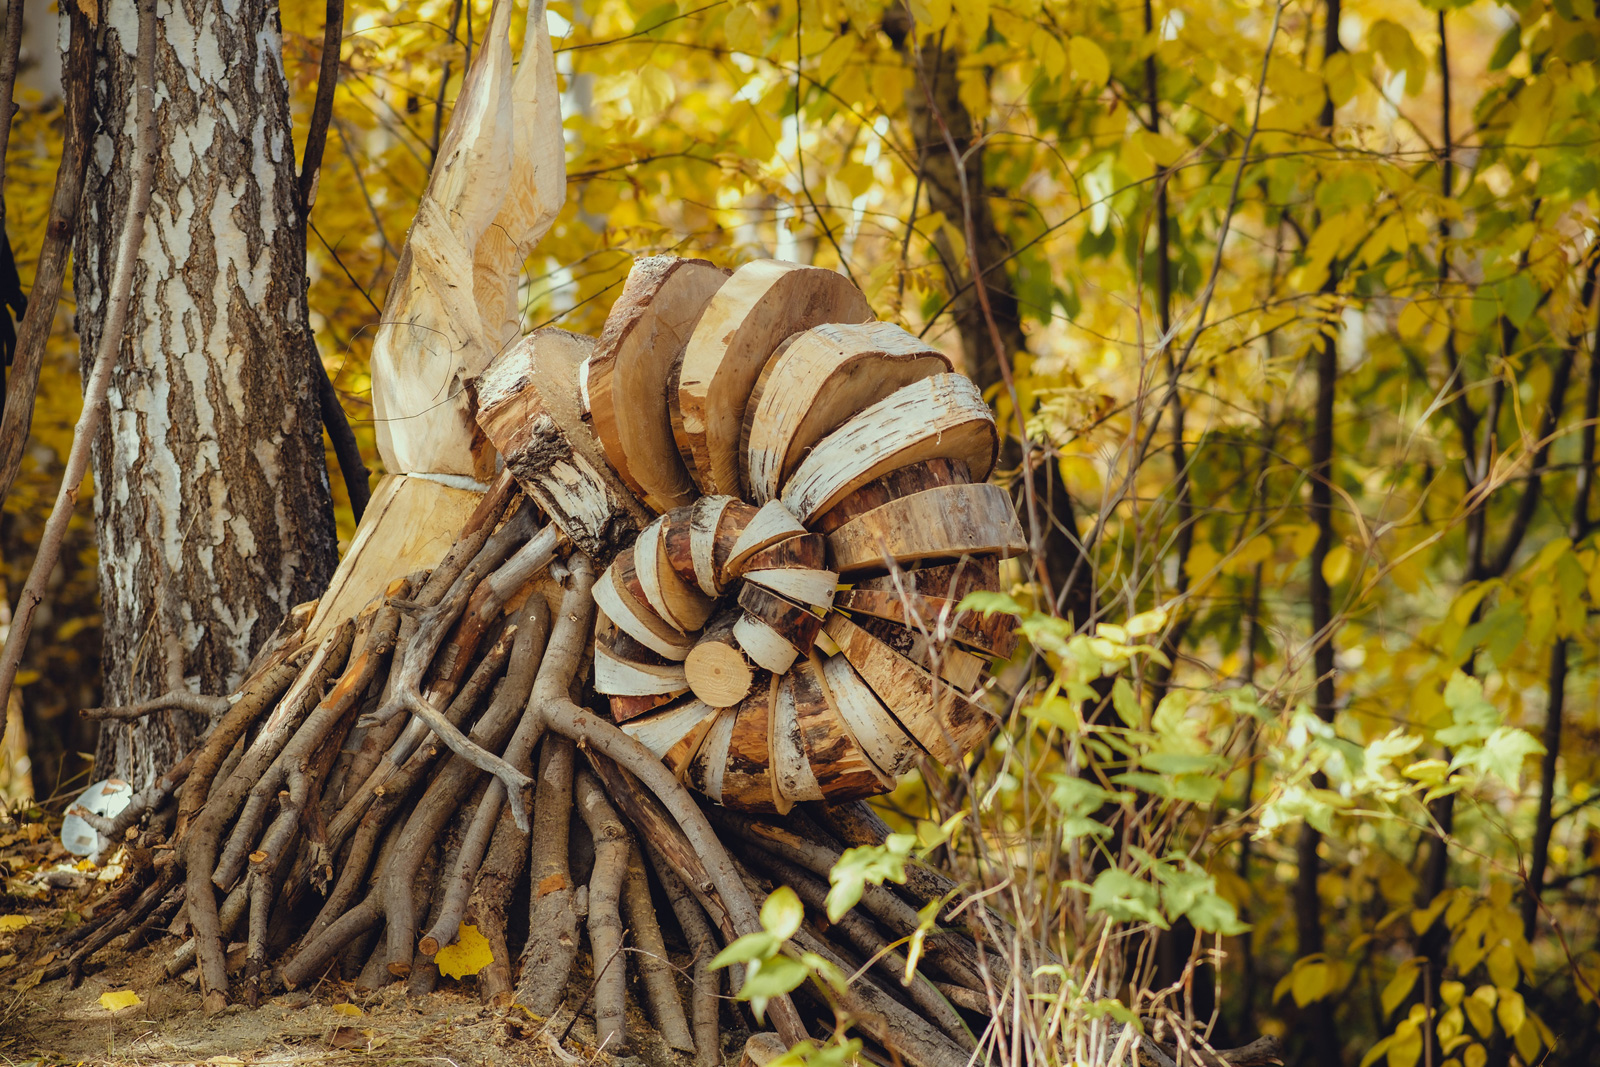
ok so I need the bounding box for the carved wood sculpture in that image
[42,5,1174,1067]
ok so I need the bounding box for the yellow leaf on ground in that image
[0,915,32,932]
[332,1002,364,1017]
[435,923,494,979]
[99,989,142,1012]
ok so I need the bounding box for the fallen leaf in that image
[0,915,31,932]
[434,922,493,979]
[328,1026,367,1050]
[332,1002,364,1017]
[99,989,142,1012]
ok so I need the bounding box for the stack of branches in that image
[53,475,1005,1067]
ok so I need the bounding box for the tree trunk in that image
[74,0,337,788]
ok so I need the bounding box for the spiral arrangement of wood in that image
[473,255,1027,814]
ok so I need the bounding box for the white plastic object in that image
[61,778,135,861]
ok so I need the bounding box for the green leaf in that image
[760,886,804,941]
[957,590,1023,616]
[1086,868,1166,927]
[826,834,914,921]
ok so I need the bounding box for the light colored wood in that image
[685,707,738,804]
[688,495,735,596]
[371,0,563,478]
[619,697,715,758]
[306,474,484,640]
[594,647,689,696]
[683,611,753,708]
[734,584,822,675]
[745,321,952,503]
[771,672,824,805]
[823,615,992,766]
[826,482,1027,574]
[587,257,730,511]
[814,457,970,535]
[849,614,988,693]
[632,520,680,632]
[791,654,893,800]
[743,568,838,610]
[819,653,920,777]
[780,373,998,524]
[740,1032,790,1067]
[472,328,653,565]
[724,501,808,580]
[838,588,1018,658]
[676,260,873,496]
[645,516,715,631]
[593,558,692,661]
[741,532,825,571]
[719,677,784,813]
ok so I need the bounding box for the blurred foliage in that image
[4,0,1600,1061]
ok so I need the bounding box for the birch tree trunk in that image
[74,0,337,788]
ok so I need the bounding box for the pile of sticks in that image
[55,477,1002,1067]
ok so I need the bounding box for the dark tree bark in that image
[75,0,337,788]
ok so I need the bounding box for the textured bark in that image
[76,0,338,788]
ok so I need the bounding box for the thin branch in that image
[0,0,158,718]
[0,1,95,505]
[81,692,231,722]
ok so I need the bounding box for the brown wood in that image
[724,502,810,580]
[684,610,754,708]
[640,517,715,631]
[818,653,920,777]
[814,458,971,535]
[826,482,1027,574]
[719,676,784,813]
[710,500,762,589]
[676,259,873,495]
[595,550,693,660]
[472,328,652,566]
[781,373,998,523]
[855,557,1000,602]
[735,583,823,674]
[790,654,892,800]
[687,495,736,596]
[823,615,992,766]
[849,614,987,693]
[609,691,685,724]
[659,505,702,591]
[684,706,737,802]
[745,321,953,503]
[587,257,730,511]
[838,588,1018,658]
[740,532,825,571]
[770,672,823,806]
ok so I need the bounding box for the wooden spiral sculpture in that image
[474,256,1027,813]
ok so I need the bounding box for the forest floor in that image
[0,810,705,1067]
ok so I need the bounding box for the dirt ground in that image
[0,818,727,1067]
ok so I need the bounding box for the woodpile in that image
[47,2,1040,1065]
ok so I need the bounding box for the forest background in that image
[2,0,1599,1063]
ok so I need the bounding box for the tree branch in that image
[0,0,158,721]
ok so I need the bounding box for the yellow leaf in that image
[0,915,32,932]
[723,4,761,53]
[1292,959,1331,1006]
[1381,961,1419,1018]
[907,0,950,31]
[630,67,675,116]
[333,1002,364,1017]
[1031,30,1066,81]
[1463,1044,1487,1067]
[1069,37,1110,86]
[952,0,988,43]
[1496,988,1525,1037]
[1322,544,1352,585]
[434,923,494,979]
[99,989,142,1012]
